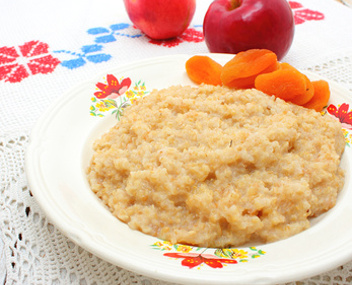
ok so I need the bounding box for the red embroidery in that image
[289,1,325,25]
[149,28,204,48]
[289,1,303,9]
[294,9,324,23]
[0,41,60,83]
[0,64,29,83]
[0,46,19,64]
[19,40,50,57]
[293,15,306,25]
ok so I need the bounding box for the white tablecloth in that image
[1,0,352,284]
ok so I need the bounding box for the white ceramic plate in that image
[26,54,352,285]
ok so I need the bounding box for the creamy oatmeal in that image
[87,85,345,248]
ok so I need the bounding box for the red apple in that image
[203,0,295,60]
[123,0,196,40]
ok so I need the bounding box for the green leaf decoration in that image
[214,249,233,259]
[91,77,150,119]
[104,102,113,108]
[105,99,118,107]
[214,249,225,258]
[151,245,164,251]
[258,250,265,255]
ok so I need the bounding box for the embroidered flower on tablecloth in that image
[54,44,111,70]
[148,27,204,47]
[289,1,325,25]
[87,23,142,44]
[0,40,60,83]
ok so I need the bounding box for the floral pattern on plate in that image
[151,240,265,269]
[323,103,352,146]
[90,74,149,119]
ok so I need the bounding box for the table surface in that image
[1,0,352,284]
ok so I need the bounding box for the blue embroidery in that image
[86,53,112,63]
[53,22,201,70]
[110,23,130,31]
[54,44,111,70]
[86,27,110,35]
[54,23,143,69]
[89,23,142,44]
[95,34,117,44]
[81,44,104,53]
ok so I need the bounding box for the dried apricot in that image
[254,68,308,102]
[289,75,314,105]
[278,63,315,105]
[221,49,278,89]
[278,62,295,71]
[303,80,330,112]
[185,55,223,86]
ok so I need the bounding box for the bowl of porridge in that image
[26,54,352,285]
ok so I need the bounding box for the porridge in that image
[87,84,345,248]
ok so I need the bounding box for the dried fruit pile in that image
[185,49,330,112]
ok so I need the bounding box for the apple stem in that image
[229,0,241,10]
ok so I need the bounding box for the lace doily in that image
[1,54,352,285]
